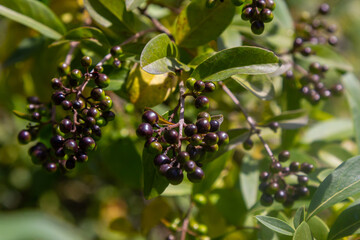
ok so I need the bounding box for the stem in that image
[178,80,186,150]
[139,8,173,39]
[180,202,194,240]
[64,42,80,65]
[219,81,276,162]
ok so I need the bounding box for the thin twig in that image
[64,42,80,65]
[219,81,276,162]
[139,8,173,39]
[120,28,156,46]
[178,80,186,150]
[180,202,194,240]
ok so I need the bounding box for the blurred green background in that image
[0,0,359,239]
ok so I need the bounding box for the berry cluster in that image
[241,0,276,35]
[137,79,229,185]
[259,151,314,207]
[17,55,115,172]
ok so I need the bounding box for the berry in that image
[191,134,203,146]
[290,161,300,172]
[186,78,197,90]
[166,168,184,185]
[231,0,244,6]
[205,144,219,152]
[61,100,72,110]
[251,21,265,35]
[164,129,179,144]
[241,7,253,21]
[60,119,73,133]
[77,152,89,162]
[243,138,254,150]
[270,161,282,173]
[331,84,344,96]
[293,37,303,48]
[136,123,153,138]
[177,151,190,163]
[184,160,196,172]
[210,120,220,132]
[45,163,57,172]
[154,154,170,166]
[260,8,273,23]
[195,96,210,109]
[81,56,92,67]
[95,73,110,88]
[86,116,96,126]
[110,46,123,58]
[188,167,205,183]
[31,112,41,121]
[197,112,211,121]
[269,122,279,132]
[256,0,266,8]
[94,65,104,73]
[72,99,84,110]
[166,235,175,240]
[63,139,78,154]
[194,80,205,91]
[260,193,273,206]
[266,182,279,195]
[51,78,62,89]
[204,82,216,92]
[159,164,171,176]
[185,124,197,137]
[58,62,70,75]
[265,0,276,10]
[148,141,163,154]
[297,186,310,197]
[87,107,101,119]
[196,119,211,133]
[113,59,121,68]
[65,157,76,170]
[298,175,309,186]
[319,3,330,15]
[301,163,314,174]
[204,132,219,145]
[274,190,287,203]
[259,171,270,182]
[91,88,106,101]
[328,36,338,46]
[99,98,113,111]
[79,137,96,151]
[278,150,290,162]
[50,135,64,149]
[102,111,115,121]
[142,110,158,125]
[52,92,66,105]
[193,193,207,206]
[301,47,312,56]
[217,131,229,145]
[18,130,32,144]
[71,69,82,80]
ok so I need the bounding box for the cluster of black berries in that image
[259,151,314,208]
[110,45,123,68]
[292,3,338,57]
[17,55,115,172]
[137,79,229,185]
[241,0,276,35]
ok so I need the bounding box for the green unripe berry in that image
[94,65,104,73]
[99,97,113,111]
[91,88,106,101]
[81,56,92,67]
[95,73,110,88]
[71,69,83,80]
[96,117,107,127]
[58,62,70,76]
[110,45,123,58]
[197,112,211,121]
[148,141,163,154]
[186,77,197,90]
[193,193,207,206]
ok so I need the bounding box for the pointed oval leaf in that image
[190,46,279,82]
[125,0,144,11]
[256,216,295,236]
[240,155,259,209]
[140,33,189,74]
[293,222,313,240]
[63,27,110,47]
[232,74,275,100]
[174,0,235,48]
[0,0,66,39]
[307,156,360,220]
[328,199,360,240]
[13,110,32,121]
[307,216,329,240]
[293,206,305,229]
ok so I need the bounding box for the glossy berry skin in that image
[142,110,158,125]
[196,119,211,133]
[72,99,84,110]
[278,150,290,162]
[177,151,190,163]
[102,111,115,121]
[215,132,228,146]
[159,164,171,176]
[241,7,253,21]
[61,100,72,110]
[63,139,78,154]
[154,154,170,166]
[45,163,57,172]
[52,92,66,105]
[260,8,273,23]
[269,122,279,132]
[51,78,62,89]
[95,73,110,88]
[110,45,123,58]
[77,152,89,162]
[186,78,197,90]
[265,0,276,10]
[94,65,104,73]
[185,124,198,137]
[204,132,219,145]
[18,130,32,144]
[91,88,106,101]
[113,59,121,68]
[164,129,179,144]
[290,161,300,172]
[259,171,270,182]
[319,3,330,15]
[60,119,73,133]
[136,123,153,139]
[251,21,265,35]
[204,82,216,92]
[274,190,287,203]
[210,120,220,132]
[243,138,254,150]
[71,69,82,80]
[65,157,76,170]
[100,98,113,111]
[86,116,96,126]
[205,144,219,152]
[31,112,41,121]
[184,160,196,172]
[81,56,92,67]
[197,112,211,121]
[298,175,309,186]
[166,168,184,185]
[193,194,207,206]
[270,162,282,173]
[58,62,70,75]
[195,96,210,109]
[266,182,280,195]
[301,47,312,56]
[88,107,101,119]
[50,135,64,149]
[194,80,205,91]
[148,141,162,154]
[191,134,203,146]
[301,163,314,174]
[187,167,205,183]
[297,186,310,197]
[260,193,273,206]
[79,137,96,151]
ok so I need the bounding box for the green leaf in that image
[293,222,313,240]
[142,148,169,199]
[105,67,130,91]
[318,144,352,168]
[0,0,66,39]
[62,27,110,47]
[232,74,275,100]
[261,110,308,130]
[140,33,189,74]
[293,206,305,229]
[217,26,242,51]
[13,110,32,121]
[301,119,354,144]
[307,156,360,220]
[125,0,144,11]
[256,216,295,236]
[0,211,85,240]
[174,0,235,48]
[239,155,259,209]
[307,216,329,240]
[141,197,170,234]
[342,73,360,152]
[273,0,294,30]
[190,46,279,82]
[328,199,360,240]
